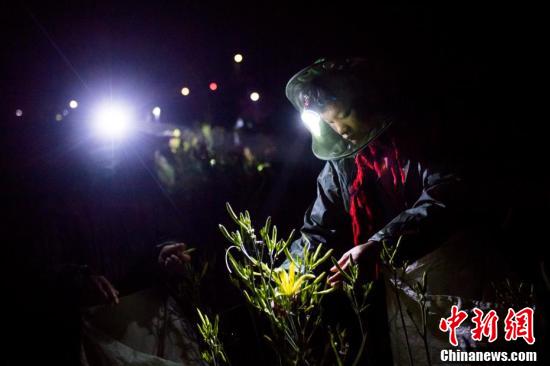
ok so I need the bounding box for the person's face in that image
[320,103,370,145]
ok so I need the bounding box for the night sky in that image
[3,1,519,124]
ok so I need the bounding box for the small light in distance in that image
[152,106,161,119]
[234,54,243,63]
[62,109,69,116]
[15,109,23,117]
[55,113,63,121]
[69,100,78,109]
[209,82,218,91]
[250,92,260,102]
[93,103,132,139]
[181,87,190,96]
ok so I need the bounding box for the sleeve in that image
[288,161,351,261]
[368,163,467,260]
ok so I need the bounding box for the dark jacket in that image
[290,122,466,263]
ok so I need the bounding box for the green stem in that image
[351,333,368,366]
[393,271,415,366]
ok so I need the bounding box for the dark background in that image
[0,1,545,365]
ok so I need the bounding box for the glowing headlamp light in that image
[300,109,322,137]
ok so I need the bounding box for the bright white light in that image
[152,106,161,119]
[93,103,132,139]
[181,87,190,96]
[234,54,243,63]
[250,92,260,102]
[301,109,322,137]
[69,100,78,109]
[15,109,23,117]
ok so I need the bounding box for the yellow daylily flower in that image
[274,262,315,297]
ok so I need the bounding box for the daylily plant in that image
[196,203,373,366]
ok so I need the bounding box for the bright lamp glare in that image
[94,103,132,138]
[181,87,190,96]
[152,106,161,118]
[234,54,243,63]
[69,100,78,109]
[250,92,260,102]
[301,110,322,137]
[15,109,23,117]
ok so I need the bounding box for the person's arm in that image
[369,164,466,260]
[329,163,467,285]
[287,162,351,265]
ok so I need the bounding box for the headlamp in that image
[300,109,322,137]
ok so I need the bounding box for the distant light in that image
[181,87,190,96]
[234,54,243,63]
[152,106,161,119]
[250,92,260,102]
[62,109,69,116]
[301,109,322,137]
[173,128,181,138]
[55,114,63,121]
[235,118,244,129]
[209,82,218,91]
[93,103,132,139]
[69,100,78,109]
[15,109,23,117]
[209,158,216,166]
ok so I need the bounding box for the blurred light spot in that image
[93,103,132,139]
[55,113,63,121]
[62,109,69,116]
[152,106,161,119]
[69,100,78,109]
[250,92,260,102]
[209,82,218,91]
[257,162,271,172]
[234,54,243,63]
[235,118,244,129]
[181,87,190,96]
[169,137,181,153]
[173,128,181,138]
[15,109,23,117]
[209,158,216,166]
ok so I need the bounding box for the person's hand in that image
[158,242,193,275]
[328,241,381,286]
[89,275,119,305]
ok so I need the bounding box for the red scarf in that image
[349,138,406,245]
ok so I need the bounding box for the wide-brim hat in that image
[285,58,391,160]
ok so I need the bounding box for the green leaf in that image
[331,257,354,283]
